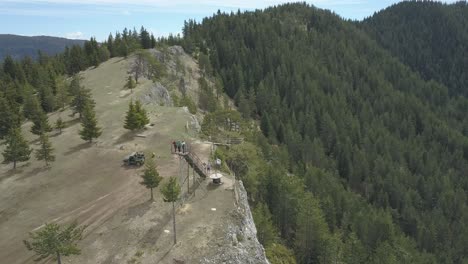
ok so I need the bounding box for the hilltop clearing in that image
[0,47,267,264]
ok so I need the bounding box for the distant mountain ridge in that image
[0,34,85,61]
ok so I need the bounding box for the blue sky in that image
[0,0,459,41]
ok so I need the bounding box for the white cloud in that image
[65,31,85,39]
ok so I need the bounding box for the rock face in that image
[139,82,173,106]
[201,181,270,264]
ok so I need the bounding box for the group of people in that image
[172,140,187,153]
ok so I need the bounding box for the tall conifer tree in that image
[2,127,32,169]
[35,132,55,166]
[79,103,101,142]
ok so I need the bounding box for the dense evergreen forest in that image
[181,2,468,263]
[361,1,468,97]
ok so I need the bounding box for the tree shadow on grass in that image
[49,131,62,138]
[125,200,153,219]
[16,166,50,181]
[115,131,136,145]
[0,167,24,183]
[64,142,92,156]
[64,118,81,128]
[113,58,126,64]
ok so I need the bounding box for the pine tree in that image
[71,86,94,119]
[79,103,101,143]
[23,94,42,120]
[0,96,18,139]
[140,158,162,201]
[150,34,156,48]
[38,80,56,113]
[23,222,85,264]
[35,132,55,166]
[253,203,278,247]
[134,100,149,128]
[31,109,52,135]
[55,117,65,134]
[68,76,82,97]
[123,100,139,130]
[55,76,70,111]
[2,127,32,169]
[124,75,136,92]
[140,26,152,49]
[161,177,181,245]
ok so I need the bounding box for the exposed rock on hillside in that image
[201,181,269,264]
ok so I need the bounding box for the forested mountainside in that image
[361,1,468,97]
[181,3,468,263]
[0,34,85,61]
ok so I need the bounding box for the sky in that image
[0,0,460,41]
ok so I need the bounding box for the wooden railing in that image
[183,152,208,178]
[171,143,208,178]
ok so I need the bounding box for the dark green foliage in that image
[185,3,468,263]
[55,117,65,134]
[70,80,94,119]
[79,103,101,142]
[23,94,42,120]
[35,132,55,166]
[23,222,85,264]
[0,96,20,139]
[124,100,149,131]
[140,26,152,49]
[252,203,278,247]
[198,77,218,112]
[83,37,100,67]
[134,100,149,127]
[294,193,334,263]
[362,1,468,97]
[179,95,197,114]
[140,158,162,201]
[265,243,296,264]
[2,127,32,169]
[31,109,52,135]
[124,75,136,91]
[124,100,139,130]
[161,177,181,203]
[55,76,70,111]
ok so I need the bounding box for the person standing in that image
[176,141,181,152]
[172,141,177,153]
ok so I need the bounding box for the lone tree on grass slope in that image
[79,103,101,143]
[134,100,149,126]
[55,117,66,134]
[35,132,55,167]
[161,177,181,245]
[124,75,136,92]
[124,100,149,131]
[2,127,32,169]
[24,222,85,264]
[140,158,162,201]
